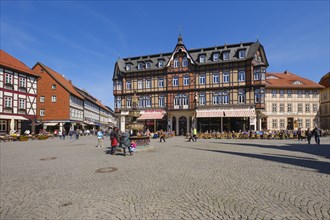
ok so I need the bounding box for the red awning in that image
[137,112,165,120]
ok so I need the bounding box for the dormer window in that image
[146,62,151,69]
[239,50,246,59]
[174,58,179,68]
[138,63,143,70]
[292,80,303,85]
[158,60,164,68]
[126,64,131,71]
[213,53,219,61]
[223,51,229,61]
[182,57,188,67]
[199,54,206,63]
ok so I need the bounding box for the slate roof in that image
[266,71,324,89]
[34,62,84,99]
[0,50,38,76]
[75,86,109,112]
[114,37,268,79]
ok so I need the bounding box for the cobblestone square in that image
[1,136,329,220]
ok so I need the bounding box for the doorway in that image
[287,118,294,130]
[179,116,187,136]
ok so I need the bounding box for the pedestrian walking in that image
[306,128,312,144]
[97,129,104,147]
[159,129,166,142]
[110,127,119,155]
[75,129,79,139]
[120,130,132,156]
[312,125,321,145]
[62,129,66,140]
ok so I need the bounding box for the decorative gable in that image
[166,35,195,67]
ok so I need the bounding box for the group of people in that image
[96,127,137,156]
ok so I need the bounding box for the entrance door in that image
[287,118,294,130]
[179,117,187,136]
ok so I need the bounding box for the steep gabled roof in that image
[34,62,84,99]
[266,71,324,89]
[0,50,38,76]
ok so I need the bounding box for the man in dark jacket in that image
[120,130,132,156]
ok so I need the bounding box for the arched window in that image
[255,88,265,103]
[212,92,222,105]
[126,97,132,108]
[238,89,245,104]
[174,94,188,107]
[199,93,206,105]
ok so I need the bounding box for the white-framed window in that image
[223,72,230,83]
[5,73,13,84]
[306,119,311,128]
[238,89,245,104]
[272,103,277,112]
[280,119,285,128]
[173,76,179,86]
[287,90,292,98]
[5,97,12,108]
[174,58,179,68]
[115,97,121,108]
[298,119,303,128]
[288,103,292,112]
[199,74,205,85]
[183,75,189,86]
[313,104,318,112]
[298,104,303,112]
[138,63,143,70]
[52,84,56,90]
[280,90,284,98]
[223,51,229,61]
[19,99,26,109]
[238,71,245,82]
[199,93,205,105]
[213,73,219,83]
[305,104,310,113]
[199,54,205,63]
[255,88,265,103]
[126,97,132,108]
[272,90,277,98]
[223,91,229,104]
[254,69,260,80]
[51,95,57,103]
[0,120,7,132]
[116,81,122,90]
[212,92,222,105]
[126,64,131,71]
[40,96,45,103]
[305,90,310,98]
[312,90,318,98]
[213,53,219,61]
[174,94,188,107]
[19,77,26,88]
[297,90,303,98]
[272,119,277,129]
[145,62,151,69]
[239,50,245,59]
[138,96,151,108]
[158,78,164,87]
[182,57,188,67]
[146,79,151,88]
[40,109,45,116]
[158,60,163,68]
[126,81,131,90]
[138,80,143,89]
[280,104,284,112]
[159,96,164,107]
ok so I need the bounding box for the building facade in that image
[113,36,269,134]
[0,50,38,134]
[263,71,324,130]
[32,62,85,133]
[319,72,330,130]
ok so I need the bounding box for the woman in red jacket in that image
[110,127,120,155]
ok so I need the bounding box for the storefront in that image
[137,109,166,132]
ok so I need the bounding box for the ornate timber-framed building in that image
[113,36,268,135]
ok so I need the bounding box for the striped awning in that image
[137,112,165,120]
[196,109,255,118]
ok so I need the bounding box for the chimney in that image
[68,80,72,84]
[284,70,288,74]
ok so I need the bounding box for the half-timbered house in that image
[113,35,269,134]
[0,50,38,134]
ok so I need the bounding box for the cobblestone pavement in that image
[1,136,329,220]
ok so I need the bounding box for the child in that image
[131,140,137,152]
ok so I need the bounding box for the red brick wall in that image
[33,64,70,121]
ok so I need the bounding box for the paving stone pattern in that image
[1,136,329,220]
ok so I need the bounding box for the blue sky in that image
[1,1,329,108]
